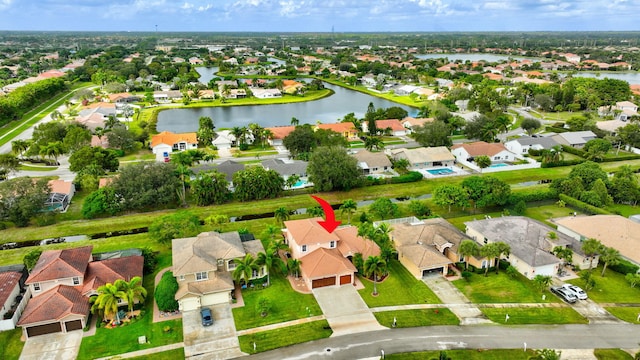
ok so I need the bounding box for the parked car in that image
[561,284,588,300]
[200,307,214,326]
[550,286,578,304]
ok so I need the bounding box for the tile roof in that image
[151,131,198,148]
[81,256,143,296]
[353,150,392,169]
[451,141,508,157]
[284,218,339,246]
[371,119,405,132]
[390,146,455,164]
[27,246,93,284]
[17,285,89,326]
[316,123,357,134]
[265,126,296,140]
[402,117,434,128]
[175,271,234,300]
[48,180,74,195]
[172,232,253,276]
[335,226,380,259]
[0,271,22,307]
[299,248,356,279]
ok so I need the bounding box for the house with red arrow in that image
[283,218,380,289]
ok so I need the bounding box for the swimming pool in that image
[426,168,454,175]
[489,163,509,168]
[293,179,308,187]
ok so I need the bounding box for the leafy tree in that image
[106,124,136,153]
[149,211,201,244]
[408,199,431,217]
[432,184,469,212]
[479,242,501,277]
[0,177,50,227]
[112,162,180,211]
[31,121,68,148]
[23,248,42,272]
[0,153,19,178]
[274,206,290,226]
[475,155,491,172]
[141,247,158,275]
[191,170,230,206]
[339,199,358,224]
[369,197,398,220]
[513,200,527,215]
[282,124,316,158]
[233,166,284,201]
[63,125,92,153]
[520,118,541,136]
[384,106,408,120]
[461,176,511,210]
[458,240,480,270]
[155,271,179,311]
[81,186,121,219]
[197,116,215,147]
[591,178,613,207]
[308,146,362,192]
[232,254,258,285]
[599,247,620,277]
[584,138,612,155]
[91,283,126,322]
[463,114,497,142]
[412,120,452,147]
[610,165,640,205]
[115,277,147,313]
[365,102,378,135]
[256,244,286,286]
[69,146,119,173]
[255,296,271,317]
[363,255,387,296]
[533,275,553,293]
[581,238,603,270]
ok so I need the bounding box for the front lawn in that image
[0,328,25,360]
[387,349,537,360]
[232,275,322,330]
[594,349,634,360]
[373,308,459,328]
[238,320,332,354]
[604,307,640,323]
[358,260,440,307]
[480,307,587,324]
[569,267,640,303]
[453,271,560,304]
[129,348,185,360]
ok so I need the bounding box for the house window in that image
[494,156,500,160]
[196,272,208,281]
[301,245,307,252]
[228,260,236,270]
[252,269,258,278]
[179,143,186,150]
[72,277,80,285]
[330,241,336,248]
[179,275,185,281]
[481,260,488,269]
[33,283,41,292]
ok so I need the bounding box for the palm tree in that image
[364,255,387,296]
[50,110,62,121]
[363,136,384,151]
[232,254,258,286]
[174,164,193,207]
[231,126,246,148]
[287,258,301,278]
[91,283,126,322]
[290,117,300,126]
[581,238,603,271]
[600,246,620,277]
[256,244,286,286]
[479,243,501,277]
[11,139,30,157]
[274,206,290,225]
[306,206,324,218]
[105,114,120,130]
[340,199,358,224]
[114,277,147,314]
[261,224,281,242]
[494,242,510,274]
[458,240,480,270]
[533,275,553,293]
[261,129,274,149]
[39,141,65,165]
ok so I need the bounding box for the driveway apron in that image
[422,275,492,325]
[182,303,245,360]
[19,330,83,360]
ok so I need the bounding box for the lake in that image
[156,83,416,132]
[195,67,219,85]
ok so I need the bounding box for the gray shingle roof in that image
[261,158,308,177]
[515,136,559,149]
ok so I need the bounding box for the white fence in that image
[0,287,30,331]
[457,157,540,173]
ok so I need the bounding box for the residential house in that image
[395,85,420,95]
[402,117,434,133]
[0,266,28,331]
[252,88,282,99]
[363,119,407,136]
[265,126,296,146]
[18,246,143,338]
[465,216,589,279]
[153,90,182,103]
[389,147,455,169]
[615,101,638,121]
[75,103,116,131]
[552,215,636,268]
[261,158,308,180]
[212,130,235,150]
[315,123,359,140]
[505,136,559,155]
[451,141,517,164]
[551,131,597,148]
[90,135,109,149]
[45,180,75,211]
[282,80,304,94]
[283,218,380,289]
[596,119,628,134]
[151,131,198,161]
[192,160,245,186]
[360,74,377,87]
[172,231,266,311]
[352,150,392,175]
[385,217,486,278]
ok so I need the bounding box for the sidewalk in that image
[236,315,326,336]
[422,275,492,325]
[94,342,184,360]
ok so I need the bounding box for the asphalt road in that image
[237,324,640,359]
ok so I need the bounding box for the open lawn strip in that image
[238,320,332,354]
[594,349,635,360]
[233,150,278,158]
[17,165,58,171]
[128,348,185,360]
[78,253,182,360]
[358,260,440,307]
[387,349,538,360]
[452,271,561,304]
[373,309,459,327]
[569,267,640,303]
[0,328,25,360]
[603,307,640,323]
[479,306,588,324]
[232,275,322,331]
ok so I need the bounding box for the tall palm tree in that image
[339,199,358,224]
[274,206,290,225]
[261,224,281,242]
[306,206,324,218]
[600,246,620,277]
[91,283,126,322]
[256,244,286,286]
[458,239,480,270]
[363,136,384,151]
[231,126,246,148]
[479,243,501,277]
[261,129,274,149]
[11,139,30,157]
[287,258,301,278]
[115,276,147,313]
[39,141,65,165]
[581,238,603,271]
[290,117,299,126]
[364,255,387,296]
[232,254,258,286]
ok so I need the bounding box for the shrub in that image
[389,171,423,184]
[141,247,158,275]
[558,194,611,215]
[541,159,585,168]
[513,200,527,215]
[506,266,518,278]
[507,189,557,204]
[155,271,179,312]
[609,258,640,275]
[461,271,472,282]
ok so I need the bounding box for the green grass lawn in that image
[569,267,640,303]
[453,271,560,304]
[373,308,459,327]
[0,328,25,360]
[480,307,588,325]
[238,320,332,354]
[118,150,156,161]
[594,349,634,360]
[77,252,182,359]
[232,275,322,330]
[387,349,538,360]
[358,260,440,307]
[233,150,278,158]
[129,348,185,360]
[18,165,58,171]
[604,307,640,323]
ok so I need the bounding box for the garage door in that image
[339,275,351,285]
[422,267,444,277]
[312,277,336,288]
[26,322,62,337]
[65,320,83,332]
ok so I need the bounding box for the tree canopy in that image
[308,146,362,192]
[233,166,284,201]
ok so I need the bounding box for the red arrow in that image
[311,195,341,233]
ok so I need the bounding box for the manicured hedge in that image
[609,259,639,275]
[557,194,611,215]
[389,171,423,184]
[545,126,569,133]
[507,189,558,205]
[541,159,585,168]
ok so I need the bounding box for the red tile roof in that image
[0,271,21,307]
[81,256,144,296]
[17,285,89,326]
[27,246,92,284]
[151,131,197,148]
[266,125,296,140]
[48,180,73,195]
[371,119,405,132]
[299,248,355,279]
[451,141,508,157]
[335,226,380,259]
[316,122,357,134]
[284,218,339,246]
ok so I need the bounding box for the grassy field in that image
[604,307,640,323]
[387,349,538,360]
[17,165,58,171]
[232,275,322,330]
[594,349,634,360]
[480,307,588,324]
[0,328,25,360]
[358,260,441,307]
[238,320,332,354]
[569,267,640,303]
[373,309,459,327]
[129,348,185,360]
[453,271,560,304]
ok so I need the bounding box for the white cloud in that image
[181,2,194,10]
[0,0,14,9]
[198,4,212,11]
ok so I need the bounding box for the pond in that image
[157,83,417,132]
[195,67,219,85]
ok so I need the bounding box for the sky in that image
[0,0,639,32]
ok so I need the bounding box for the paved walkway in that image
[237,315,326,336]
[422,275,492,325]
[94,342,185,360]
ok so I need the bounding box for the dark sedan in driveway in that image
[200,307,214,326]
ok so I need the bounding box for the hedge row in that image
[541,159,585,168]
[545,126,569,133]
[508,189,558,205]
[557,194,612,215]
[389,171,424,184]
[609,259,640,276]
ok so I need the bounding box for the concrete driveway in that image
[313,285,385,337]
[182,303,245,360]
[19,330,83,360]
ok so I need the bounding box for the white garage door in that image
[180,297,201,312]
